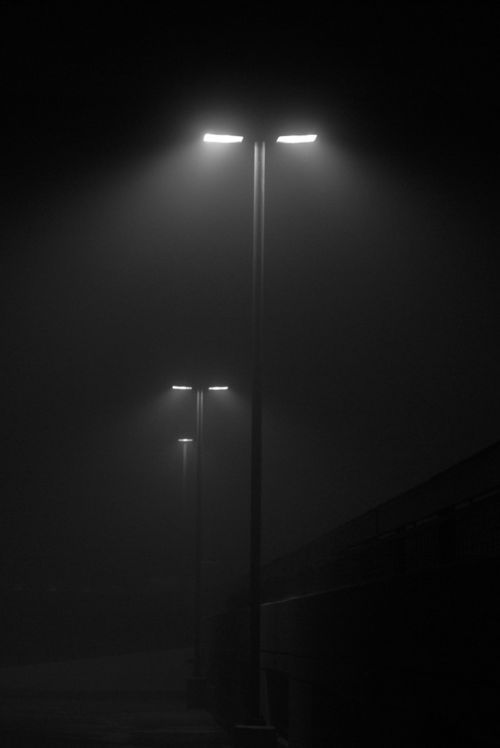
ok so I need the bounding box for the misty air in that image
[1,4,498,747]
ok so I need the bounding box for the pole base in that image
[234,724,277,748]
[186,676,207,708]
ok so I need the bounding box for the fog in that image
[2,8,498,600]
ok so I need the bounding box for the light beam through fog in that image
[1,107,499,588]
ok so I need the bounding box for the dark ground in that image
[0,692,231,747]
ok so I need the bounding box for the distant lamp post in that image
[172,384,229,707]
[177,437,194,501]
[204,131,317,729]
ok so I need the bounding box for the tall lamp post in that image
[203,132,317,728]
[172,384,229,706]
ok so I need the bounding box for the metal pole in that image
[249,140,265,723]
[181,441,188,499]
[194,388,204,677]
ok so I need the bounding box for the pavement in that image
[0,691,232,747]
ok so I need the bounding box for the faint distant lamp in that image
[171,384,229,704]
[177,437,194,500]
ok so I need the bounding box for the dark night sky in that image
[1,2,498,592]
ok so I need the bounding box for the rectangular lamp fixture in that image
[276,134,317,143]
[203,133,244,143]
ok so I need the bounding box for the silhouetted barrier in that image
[203,442,500,746]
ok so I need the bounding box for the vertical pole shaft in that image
[181,442,188,499]
[250,140,265,723]
[194,388,204,677]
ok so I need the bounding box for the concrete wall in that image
[203,444,500,746]
[257,561,500,746]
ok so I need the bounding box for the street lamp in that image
[204,131,317,727]
[172,383,229,706]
